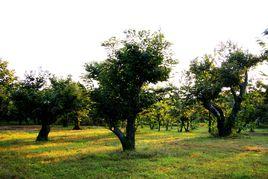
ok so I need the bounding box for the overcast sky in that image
[0,0,267,81]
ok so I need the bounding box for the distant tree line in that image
[0,29,267,151]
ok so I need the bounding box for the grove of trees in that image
[0,29,267,151]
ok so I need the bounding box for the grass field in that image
[0,125,267,178]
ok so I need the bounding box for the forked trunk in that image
[204,102,230,137]
[112,126,135,151]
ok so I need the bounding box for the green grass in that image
[0,125,267,178]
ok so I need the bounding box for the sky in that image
[0,0,267,82]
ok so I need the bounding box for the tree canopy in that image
[187,42,267,136]
[85,29,176,150]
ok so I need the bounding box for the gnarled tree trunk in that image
[36,123,50,141]
[203,102,228,137]
[111,116,136,151]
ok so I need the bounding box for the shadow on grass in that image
[1,127,267,178]
[0,131,114,150]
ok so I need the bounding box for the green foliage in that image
[187,42,266,136]
[139,98,174,131]
[169,87,204,132]
[85,29,175,150]
[237,87,264,132]
[86,30,174,122]
[11,70,50,124]
[0,60,15,121]
[49,76,90,128]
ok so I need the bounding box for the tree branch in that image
[203,101,224,120]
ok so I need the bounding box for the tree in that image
[0,60,15,122]
[236,85,264,133]
[170,86,202,133]
[50,77,90,130]
[35,88,60,141]
[141,99,172,131]
[187,42,266,137]
[85,29,175,151]
[250,81,268,126]
[11,70,49,124]
[36,76,89,141]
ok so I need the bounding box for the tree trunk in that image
[184,121,190,132]
[112,123,135,151]
[36,124,50,141]
[217,116,227,137]
[158,120,161,131]
[208,112,212,133]
[111,127,126,149]
[73,117,81,130]
[179,120,184,132]
[125,117,135,151]
[227,71,248,136]
[225,97,241,136]
[203,102,230,137]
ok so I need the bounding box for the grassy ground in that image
[0,125,267,178]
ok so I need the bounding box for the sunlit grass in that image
[0,125,267,178]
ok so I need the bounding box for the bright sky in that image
[0,0,267,82]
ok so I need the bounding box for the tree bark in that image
[73,118,81,130]
[227,71,248,135]
[125,117,135,151]
[112,125,135,151]
[110,116,136,151]
[111,127,127,150]
[203,102,227,137]
[208,112,212,133]
[36,124,50,141]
